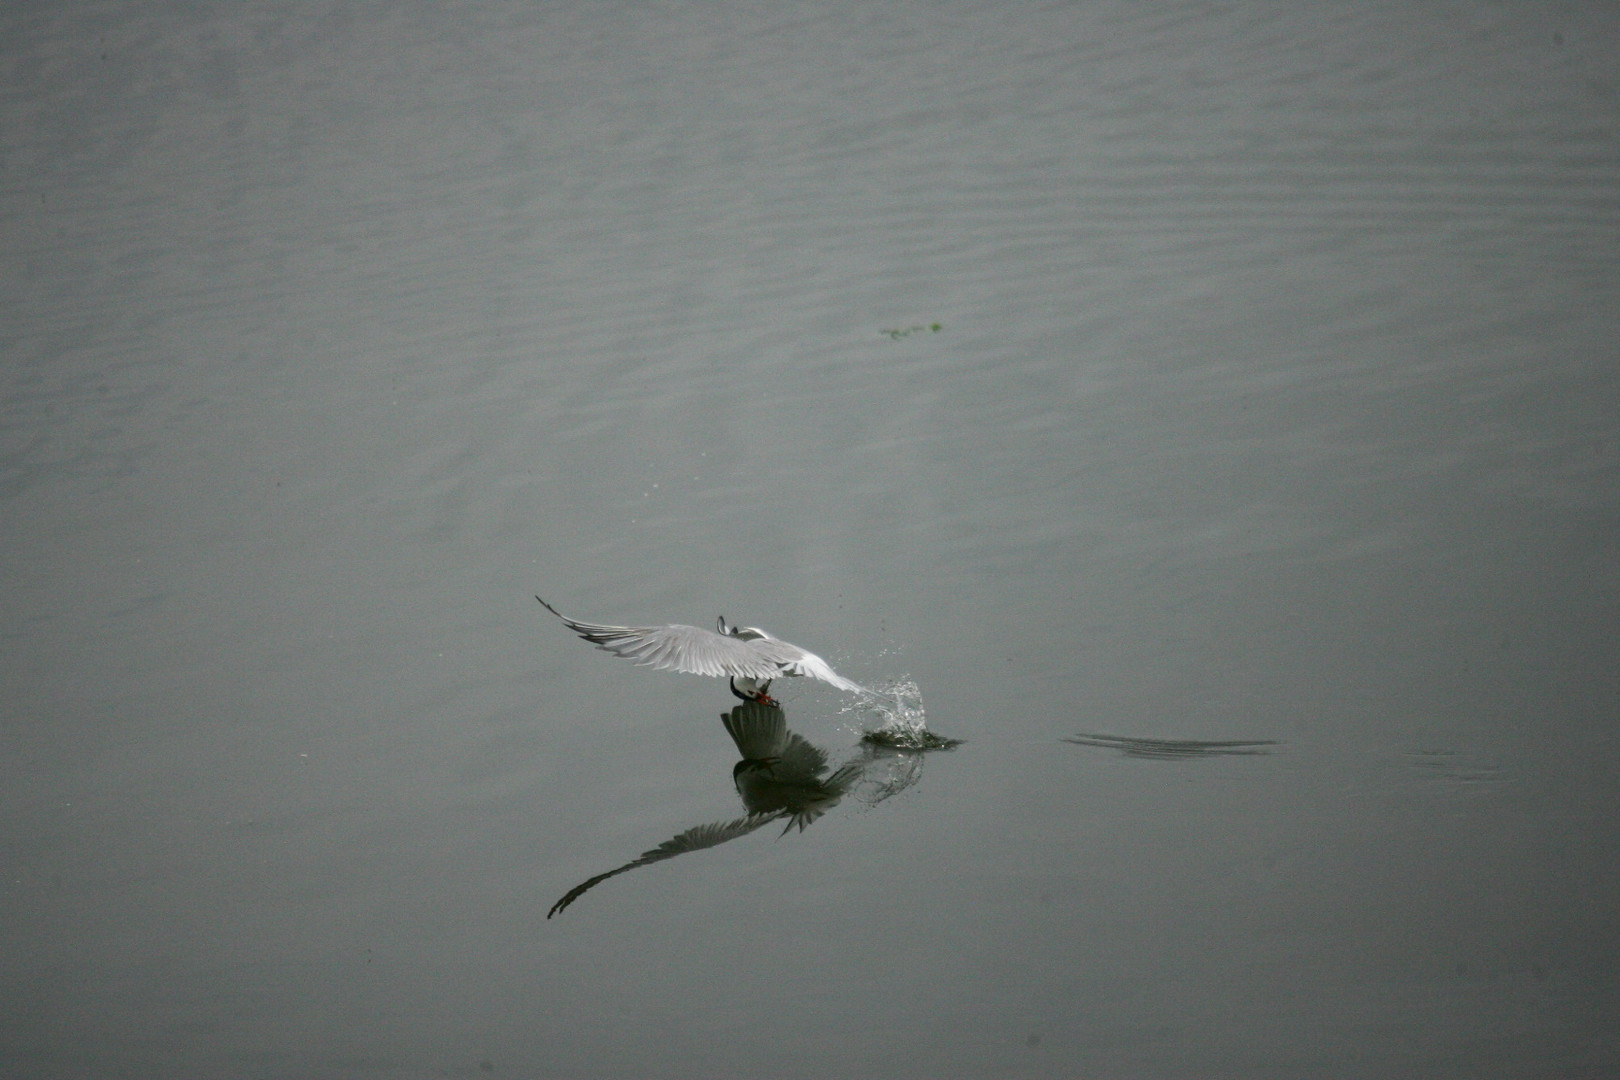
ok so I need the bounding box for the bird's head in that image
[718,616,768,641]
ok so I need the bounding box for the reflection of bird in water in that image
[547,702,864,918]
[546,812,782,919]
[724,702,863,833]
[537,597,865,704]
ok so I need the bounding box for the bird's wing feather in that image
[790,650,867,693]
[749,638,867,693]
[537,597,782,680]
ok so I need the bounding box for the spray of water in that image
[839,678,962,751]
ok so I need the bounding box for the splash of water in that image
[845,679,962,750]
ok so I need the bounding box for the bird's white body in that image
[537,597,866,702]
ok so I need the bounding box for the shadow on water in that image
[1063,732,1279,759]
[547,701,957,918]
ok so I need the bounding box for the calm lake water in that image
[3,3,1617,1077]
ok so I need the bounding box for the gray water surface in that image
[3,3,1618,1077]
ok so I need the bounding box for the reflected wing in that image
[779,731,831,777]
[547,812,785,918]
[537,597,783,681]
[722,700,790,761]
[777,762,865,834]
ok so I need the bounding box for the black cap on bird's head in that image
[718,616,768,641]
[730,676,778,706]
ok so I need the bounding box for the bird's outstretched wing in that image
[537,597,866,693]
[754,641,867,694]
[537,597,783,681]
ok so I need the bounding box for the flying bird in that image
[536,596,866,704]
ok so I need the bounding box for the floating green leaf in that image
[879,323,944,340]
